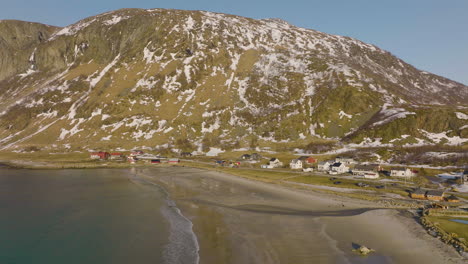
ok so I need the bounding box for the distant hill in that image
[0,8,466,152]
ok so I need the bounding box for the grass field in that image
[426,216,468,246]
[0,150,461,206]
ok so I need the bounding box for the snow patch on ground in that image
[19,69,37,78]
[338,110,352,119]
[455,112,468,120]
[206,147,225,156]
[349,137,393,148]
[59,118,85,140]
[424,152,465,159]
[232,147,250,152]
[0,120,59,150]
[201,117,221,133]
[37,110,58,119]
[101,135,112,141]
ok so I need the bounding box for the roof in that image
[354,165,378,171]
[426,190,445,197]
[412,189,426,195]
[290,159,300,163]
[331,162,343,167]
[391,168,407,171]
[270,158,278,162]
[298,156,310,160]
[446,195,459,200]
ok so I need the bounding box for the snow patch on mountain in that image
[52,18,96,38]
[103,15,128,26]
[372,104,415,126]
[339,110,352,119]
[419,129,468,145]
[455,112,468,120]
[90,54,120,87]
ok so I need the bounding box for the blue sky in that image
[2,0,467,85]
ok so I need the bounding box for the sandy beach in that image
[139,166,465,264]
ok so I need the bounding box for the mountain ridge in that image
[0,8,466,153]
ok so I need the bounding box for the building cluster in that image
[257,155,421,180]
[89,150,180,164]
[214,160,241,168]
[410,189,460,202]
[437,170,468,186]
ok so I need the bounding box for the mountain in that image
[0,8,467,153]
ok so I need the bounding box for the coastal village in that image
[89,149,467,204]
[87,147,468,255]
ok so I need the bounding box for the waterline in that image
[129,170,200,264]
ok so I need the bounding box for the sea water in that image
[0,168,198,264]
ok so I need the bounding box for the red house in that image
[298,156,317,164]
[90,152,110,160]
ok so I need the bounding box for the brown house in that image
[445,195,460,203]
[410,189,426,199]
[426,190,445,201]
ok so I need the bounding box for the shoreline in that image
[128,171,200,264]
[2,160,466,263]
[138,167,465,264]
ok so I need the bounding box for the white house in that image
[303,167,314,172]
[290,159,303,169]
[261,164,274,169]
[352,165,381,179]
[330,162,349,174]
[267,158,283,168]
[335,156,355,165]
[317,161,331,171]
[390,168,414,177]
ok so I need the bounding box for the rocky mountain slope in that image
[0,8,466,152]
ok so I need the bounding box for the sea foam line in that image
[129,170,200,264]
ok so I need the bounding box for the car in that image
[375,185,384,189]
[329,177,337,181]
[333,181,342,185]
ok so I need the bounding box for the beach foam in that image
[130,171,200,264]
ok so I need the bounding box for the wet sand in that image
[139,167,464,264]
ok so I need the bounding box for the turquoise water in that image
[0,168,198,264]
